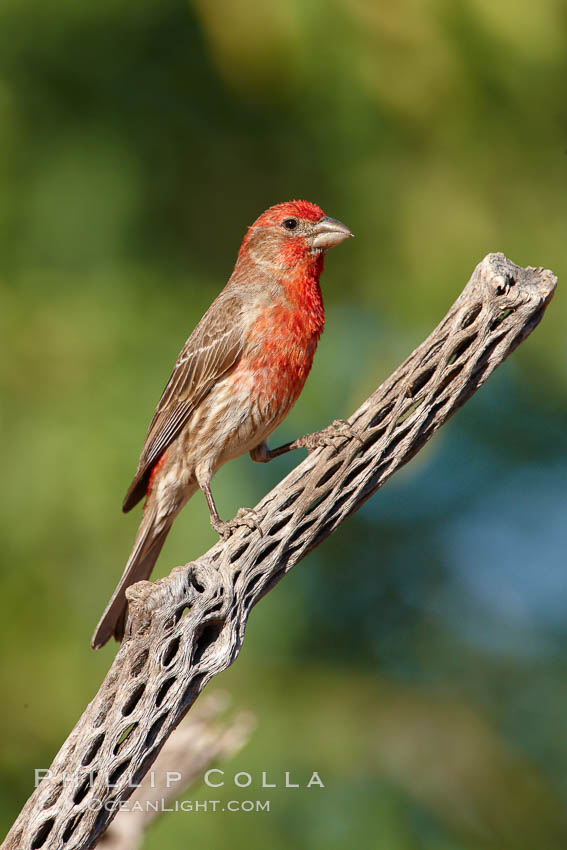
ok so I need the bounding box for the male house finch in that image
[92,200,352,649]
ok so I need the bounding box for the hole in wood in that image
[145,714,167,749]
[496,274,516,295]
[122,684,145,716]
[312,518,337,547]
[162,636,181,667]
[230,541,250,562]
[420,337,447,365]
[416,400,450,437]
[95,802,115,835]
[288,516,317,545]
[395,397,425,427]
[342,461,366,489]
[381,426,411,459]
[316,461,343,488]
[408,367,435,397]
[188,571,204,593]
[181,673,206,707]
[279,490,301,511]
[175,604,191,623]
[131,754,153,789]
[357,427,386,456]
[164,612,177,630]
[193,619,224,665]
[447,334,476,364]
[253,539,279,565]
[281,542,302,560]
[114,723,137,755]
[490,307,515,330]
[369,401,394,429]
[109,760,131,786]
[305,493,328,516]
[156,677,176,708]
[31,818,55,848]
[82,733,105,767]
[62,812,83,842]
[268,516,291,537]
[360,462,391,500]
[73,774,94,804]
[467,332,507,384]
[327,488,355,517]
[245,573,261,598]
[434,363,464,397]
[461,303,482,329]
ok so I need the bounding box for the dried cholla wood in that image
[2,254,556,850]
[100,692,254,850]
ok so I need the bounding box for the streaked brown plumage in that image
[92,200,352,649]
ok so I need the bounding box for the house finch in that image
[92,200,352,649]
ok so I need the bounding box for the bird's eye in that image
[282,218,298,231]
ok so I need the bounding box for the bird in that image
[92,200,353,649]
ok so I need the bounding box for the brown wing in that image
[122,291,246,512]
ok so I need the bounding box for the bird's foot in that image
[295,419,364,453]
[211,507,262,539]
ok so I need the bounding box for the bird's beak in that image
[311,216,353,250]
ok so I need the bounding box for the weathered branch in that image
[100,692,254,850]
[3,254,556,850]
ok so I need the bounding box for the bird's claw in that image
[296,419,364,453]
[332,419,364,445]
[212,507,262,539]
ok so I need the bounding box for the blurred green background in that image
[1,0,567,847]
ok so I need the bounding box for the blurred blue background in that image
[1,0,566,847]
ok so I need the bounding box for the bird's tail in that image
[91,507,173,649]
